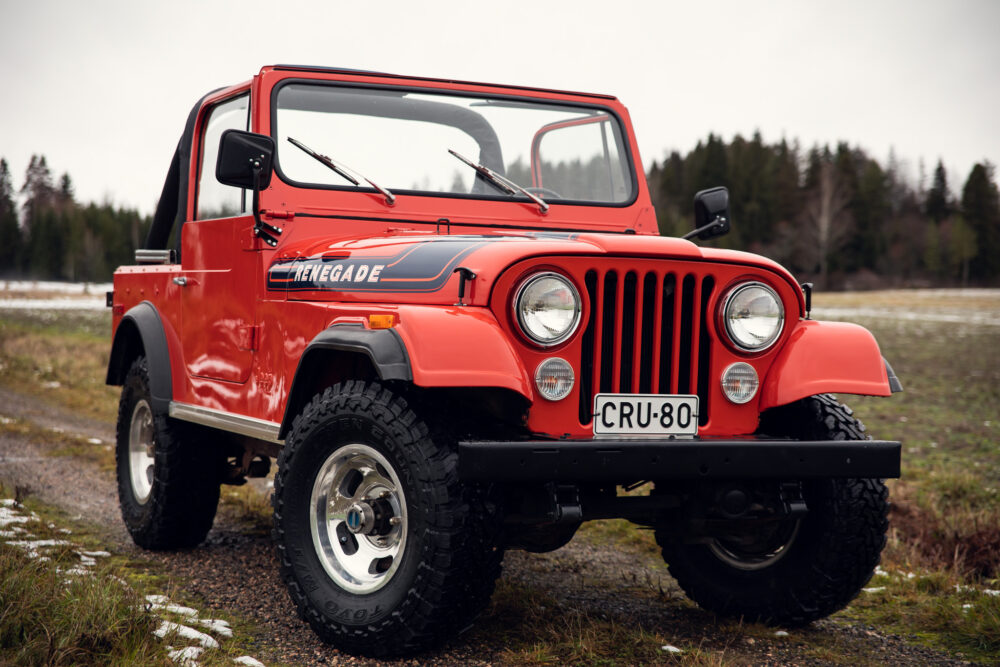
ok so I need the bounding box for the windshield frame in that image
[268,78,639,209]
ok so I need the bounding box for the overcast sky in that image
[1,0,997,216]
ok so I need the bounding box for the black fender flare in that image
[106,301,173,414]
[279,324,412,439]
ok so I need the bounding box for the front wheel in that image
[272,381,502,657]
[656,395,889,625]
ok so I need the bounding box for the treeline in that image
[649,133,1000,288]
[0,156,150,282]
[2,141,998,287]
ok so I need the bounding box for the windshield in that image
[273,83,634,205]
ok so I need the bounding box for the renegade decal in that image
[267,239,487,292]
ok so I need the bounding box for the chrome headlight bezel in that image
[721,281,785,353]
[512,272,582,347]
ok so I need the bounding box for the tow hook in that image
[780,482,808,517]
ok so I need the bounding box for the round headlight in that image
[514,272,581,346]
[722,282,784,352]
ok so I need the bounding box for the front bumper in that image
[458,438,901,482]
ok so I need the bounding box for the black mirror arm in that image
[250,160,281,247]
[682,214,728,241]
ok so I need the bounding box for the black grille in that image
[579,269,715,427]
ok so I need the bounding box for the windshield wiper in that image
[287,137,395,206]
[448,149,548,214]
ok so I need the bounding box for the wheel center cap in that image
[345,502,374,534]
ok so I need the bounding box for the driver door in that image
[178,93,257,384]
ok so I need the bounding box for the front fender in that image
[394,305,533,399]
[759,319,894,411]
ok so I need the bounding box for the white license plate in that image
[593,393,699,437]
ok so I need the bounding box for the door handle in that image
[172,276,187,286]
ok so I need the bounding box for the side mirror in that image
[216,129,282,247]
[685,186,731,241]
[216,129,275,190]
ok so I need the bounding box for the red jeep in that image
[107,65,902,656]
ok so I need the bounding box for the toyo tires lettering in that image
[323,601,385,622]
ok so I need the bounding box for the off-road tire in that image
[272,380,503,657]
[656,394,889,626]
[115,357,221,550]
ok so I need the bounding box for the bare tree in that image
[800,161,853,288]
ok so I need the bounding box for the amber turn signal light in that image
[368,314,396,329]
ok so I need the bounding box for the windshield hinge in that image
[800,282,813,319]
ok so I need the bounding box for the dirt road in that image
[0,386,972,666]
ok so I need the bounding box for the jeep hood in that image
[266,231,802,309]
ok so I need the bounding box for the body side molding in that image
[169,402,282,444]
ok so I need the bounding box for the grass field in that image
[1,289,999,663]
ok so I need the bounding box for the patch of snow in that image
[62,567,92,577]
[0,298,108,310]
[774,630,790,637]
[874,566,889,577]
[0,508,35,528]
[199,618,233,637]
[0,417,14,425]
[150,601,200,618]
[233,657,265,667]
[811,306,1000,327]
[168,645,205,665]
[80,550,110,558]
[983,589,1000,597]
[154,621,220,649]
[863,587,886,593]
[661,645,683,653]
[87,437,102,445]
[7,538,70,556]
[0,280,113,295]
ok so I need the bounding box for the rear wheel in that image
[272,381,502,656]
[656,395,889,625]
[115,357,221,549]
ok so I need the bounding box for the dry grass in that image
[475,580,692,665]
[0,315,118,423]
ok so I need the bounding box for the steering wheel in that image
[524,187,562,199]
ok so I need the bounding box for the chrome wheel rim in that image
[310,443,407,594]
[708,519,801,571]
[128,399,155,504]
